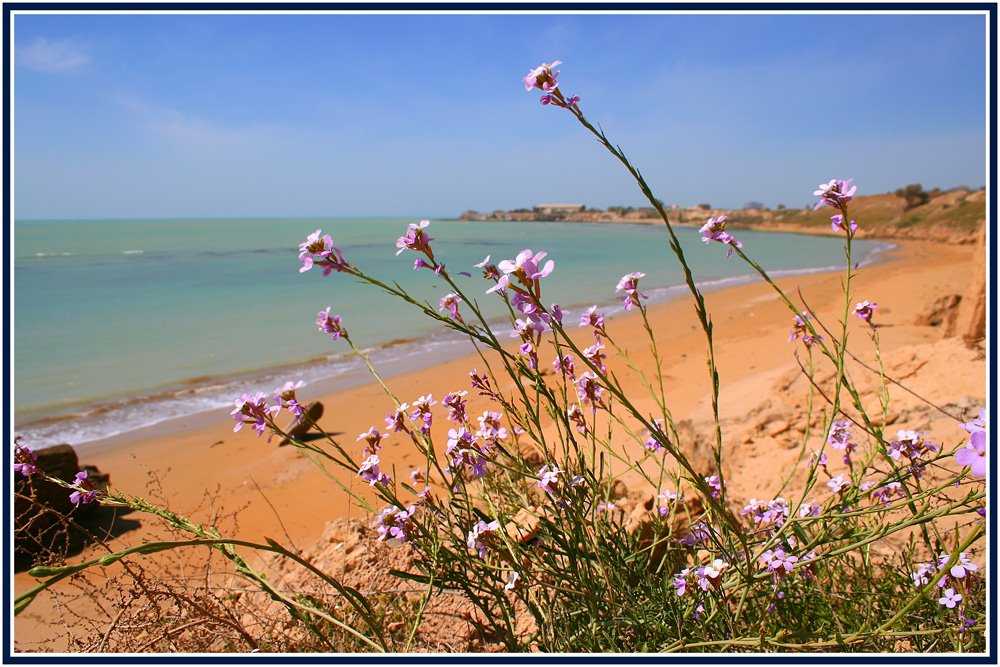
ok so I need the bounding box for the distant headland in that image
[456,185,985,244]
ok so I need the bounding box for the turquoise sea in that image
[13,217,889,448]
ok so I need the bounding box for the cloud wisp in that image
[17,36,91,72]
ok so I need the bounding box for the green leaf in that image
[388,569,431,585]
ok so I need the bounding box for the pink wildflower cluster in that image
[523,60,580,110]
[442,391,468,424]
[699,215,743,258]
[704,475,724,500]
[439,293,463,321]
[566,403,588,435]
[574,372,605,411]
[485,249,559,370]
[826,473,852,495]
[317,307,348,340]
[678,522,713,547]
[955,409,986,478]
[374,504,417,544]
[740,497,790,535]
[579,305,607,340]
[788,311,822,348]
[14,441,38,477]
[441,404,509,481]
[616,272,647,311]
[467,520,501,559]
[536,464,583,506]
[644,419,668,453]
[827,419,858,466]
[274,381,306,422]
[357,426,384,457]
[231,391,281,437]
[814,178,858,211]
[912,552,979,612]
[870,481,904,505]
[814,179,859,235]
[854,299,877,326]
[396,220,435,261]
[760,548,799,577]
[410,395,436,436]
[357,453,392,487]
[445,428,488,479]
[673,558,730,597]
[759,547,817,589]
[656,489,678,517]
[887,429,940,478]
[69,471,98,506]
[298,229,351,276]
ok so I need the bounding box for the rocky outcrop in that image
[14,445,108,556]
[959,224,987,345]
[915,294,963,334]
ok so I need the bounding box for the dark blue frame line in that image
[3,1,996,664]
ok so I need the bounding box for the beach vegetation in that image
[13,61,987,655]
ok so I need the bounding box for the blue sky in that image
[13,11,988,219]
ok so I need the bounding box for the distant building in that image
[537,203,585,215]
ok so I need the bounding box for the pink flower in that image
[789,311,822,348]
[274,381,306,422]
[358,454,391,487]
[523,60,562,92]
[956,410,986,477]
[700,215,743,258]
[373,504,417,544]
[488,249,555,296]
[298,229,350,276]
[467,520,500,558]
[704,475,723,499]
[231,391,280,437]
[826,474,851,495]
[579,305,606,334]
[582,341,606,373]
[396,220,435,258]
[537,464,564,495]
[813,178,857,211]
[566,403,588,434]
[14,443,38,477]
[760,548,799,575]
[439,293,463,320]
[616,272,647,310]
[831,214,859,235]
[357,427,384,456]
[317,307,348,340]
[656,489,677,516]
[644,419,667,453]
[69,471,98,506]
[442,391,468,424]
[854,300,877,325]
[938,588,963,609]
[574,372,604,409]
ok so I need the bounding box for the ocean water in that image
[13,217,888,448]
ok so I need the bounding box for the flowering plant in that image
[15,61,986,654]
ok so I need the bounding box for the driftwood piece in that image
[278,401,324,447]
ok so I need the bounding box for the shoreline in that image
[35,242,936,512]
[14,236,895,452]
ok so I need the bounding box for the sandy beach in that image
[14,233,986,649]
